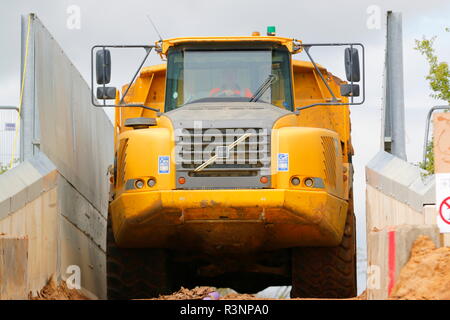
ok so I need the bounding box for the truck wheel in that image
[290,206,357,298]
[107,214,173,300]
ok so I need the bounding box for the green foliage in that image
[414,34,450,103]
[419,140,434,176]
[0,159,19,175]
[0,164,8,175]
[415,29,450,175]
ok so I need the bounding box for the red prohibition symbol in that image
[439,196,450,225]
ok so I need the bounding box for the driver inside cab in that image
[209,69,252,98]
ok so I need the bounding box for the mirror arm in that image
[302,45,338,102]
[295,102,341,113]
[124,104,160,112]
[119,47,153,105]
[91,45,160,112]
[294,42,365,114]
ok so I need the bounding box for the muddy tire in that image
[107,215,173,300]
[290,200,357,298]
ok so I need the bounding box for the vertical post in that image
[382,11,407,160]
[20,13,39,162]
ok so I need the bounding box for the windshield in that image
[165,48,293,111]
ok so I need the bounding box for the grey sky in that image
[0,0,449,293]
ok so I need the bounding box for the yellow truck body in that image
[106,35,356,298]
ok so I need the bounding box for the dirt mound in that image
[156,287,217,300]
[30,275,89,300]
[155,287,365,300]
[220,293,260,300]
[155,287,267,300]
[390,235,450,300]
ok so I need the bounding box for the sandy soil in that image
[390,235,450,300]
[155,287,367,300]
[156,287,218,300]
[30,275,89,300]
[156,287,269,300]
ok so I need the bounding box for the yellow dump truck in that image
[92,28,364,299]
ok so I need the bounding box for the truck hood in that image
[164,102,291,129]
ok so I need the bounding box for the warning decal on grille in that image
[158,156,170,174]
[277,153,289,172]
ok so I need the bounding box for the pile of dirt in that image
[157,287,218,300]
[156,287,266,300]
[156,287,367,300]
[220,293,261,300]
[156,287,272,300]
[30,275,89,300]
[356,290,367,300]
[156,287,365,300]
[390,235,450,300]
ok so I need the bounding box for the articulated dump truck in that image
[93,30,364,299]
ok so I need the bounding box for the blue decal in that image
[158,156,170,174]
[277,153,289,172]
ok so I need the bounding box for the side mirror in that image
[96,49,111,84]
[96,87,117,100]
[340,84,360,97]
[344,48,360,82]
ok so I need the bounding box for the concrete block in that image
[28,152,57,176]
[441,234,450,247]
[9,187,27,214]
[0,155,58,220]
[366,151,435,212]
[57,176,106,251]
[0,236,28,299]
[423,205,438,225]
[0,199,11,221]
[60,216,106,299]
[367,224,440,300]
[12,161,45,204]
[0,172,27,214]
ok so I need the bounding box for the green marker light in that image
[267,26,276,36]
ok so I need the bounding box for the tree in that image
[415,29,450,174]
[0,164,8,175]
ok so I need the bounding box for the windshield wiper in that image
[249,74,277,102]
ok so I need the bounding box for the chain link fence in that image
[0,109,19,171]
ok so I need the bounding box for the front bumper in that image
[110,189,348,253]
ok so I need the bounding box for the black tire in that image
[107,214,173,300]
[290,196,357,299]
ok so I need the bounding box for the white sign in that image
[158,156,170,174]
[4,123,15,131]
[277,153,289,172]
[436,173,450,233]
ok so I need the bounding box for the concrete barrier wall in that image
[0,154,106,299]
[0,14,112,299]
[365,151,442,299]
[0,154,58,298]
[33,15,113,216]
[32,15,111,297]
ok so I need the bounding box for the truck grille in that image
[321,136,337,188]
[176,128,271,177]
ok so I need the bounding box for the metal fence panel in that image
[0,110,19,169]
